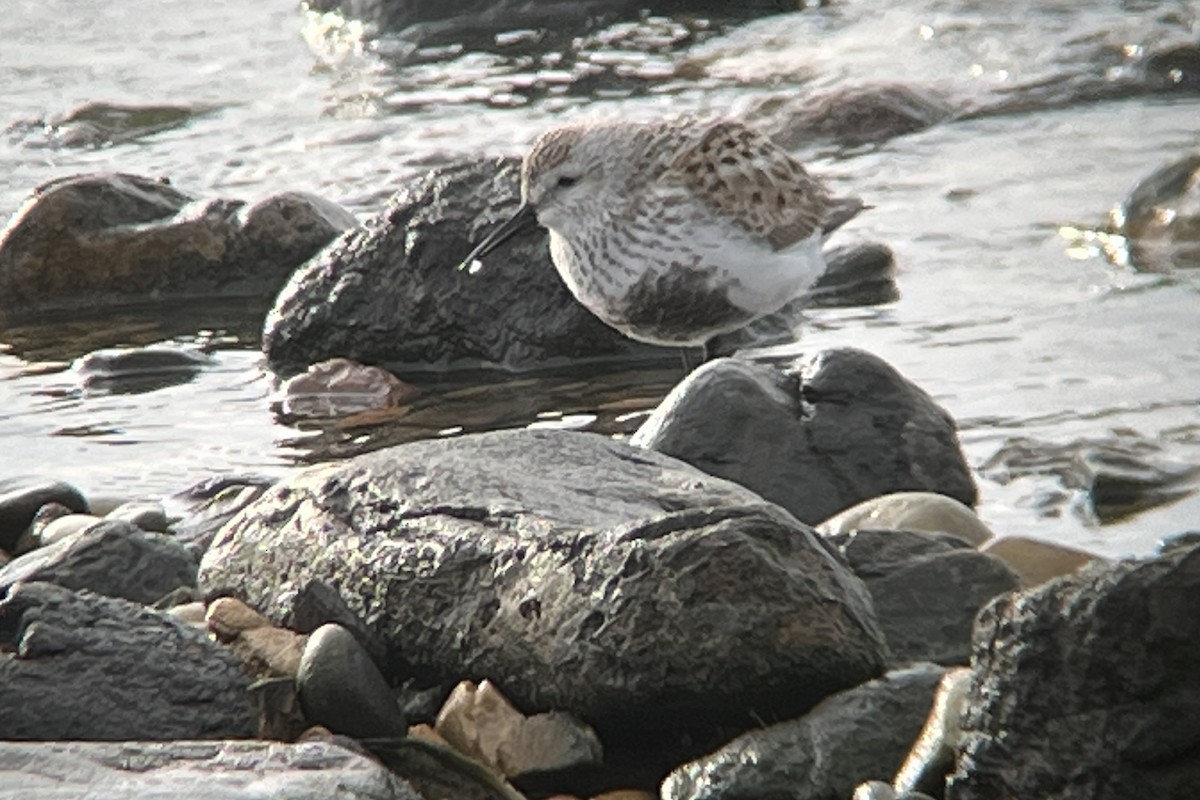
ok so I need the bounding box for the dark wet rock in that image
[366,736,529,800]
[0,518,197,605]
[0,173,355,319]
[894,667,970,798]
[759,83,956,149]
[0,476,88,552]
[829,529,1020,666]
[946,543,1200,800]
[661,663,946,800]
[309,0,798,39]
[9,101,217,149]
[199,429,887,776]
[632,350,978,526]
[287,579,392,675]
[263,157,665,375]
[74,344,213,394]
[1142,42,1200,92]
[104,500,170,533]
[166,475,275,556]
[297,623,407,738]
[0,582,256,739]
[1114,152,1200,272]
[249,676,310,742]
[0,739,421,798]
[977,431,1199,526]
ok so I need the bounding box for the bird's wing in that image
[661,119,833,251]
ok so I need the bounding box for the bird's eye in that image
[556,175,579,189]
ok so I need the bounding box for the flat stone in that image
[231,626,307,678]
[631,351,977,526]
[979,535,1106,588]
[0,740,421,799]
[819,492,994,547]
[104,500,171,532]
[0,582,256,739]
[206,596,273,641]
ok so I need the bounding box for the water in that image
[1,0,1198,558]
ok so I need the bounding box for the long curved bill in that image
[457,202,540,272]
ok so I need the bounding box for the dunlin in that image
[461,117,865,349]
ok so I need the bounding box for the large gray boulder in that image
[662,663,947,800]
[632,351,978,526]
[0,582,256,739]
[0,173,354,320]
[947,542,1200,799]
[199,429,887,772]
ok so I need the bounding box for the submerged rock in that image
[947,542,1200,799]
[1115,152,1200,272]
[0,173,355,319]
[661,663,946,800]
[198,429,887,775]
[632,351,978,526]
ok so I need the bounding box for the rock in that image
[286,578,392,676]
[104,500,170,532]
[206,596,273,641]
[1114,152,1200,271]
[435,679,602,778]
[661,663,947,800]
[166,474,274,555]
[17,101,214,148]
[73,345,213,394]
[263,157,667,375]
[305,0,790,38]
[365,736,530,800]
[852,783,937,800]
[0,582,256,739]
[894,667,970,797]
[297,623,407,738]
[276,357,421,417]
[0,476,88,551]
[819,492,994,548]
[231,626,308,678]
[631,351,978,526]
[17,501,80,554]
[30,513,101,549]
[199,429,887,776]
[0,740,422,798]
[759,83,956,149]
[0,518,197,605]
[829,528,1020,666]
[165,600,208,628]
[946,543,1200,799]
[249,676,309,742]
[0,173,355,318]
[978,536,1105,588]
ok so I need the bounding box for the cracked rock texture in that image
[631,350,978,526]
[198,428,887,776]
[947,541,1200,800]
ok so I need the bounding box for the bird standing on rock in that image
[461,116,865,352]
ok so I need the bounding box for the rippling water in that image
[1,0,1198,557]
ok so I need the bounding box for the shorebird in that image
[460,116,864,351]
